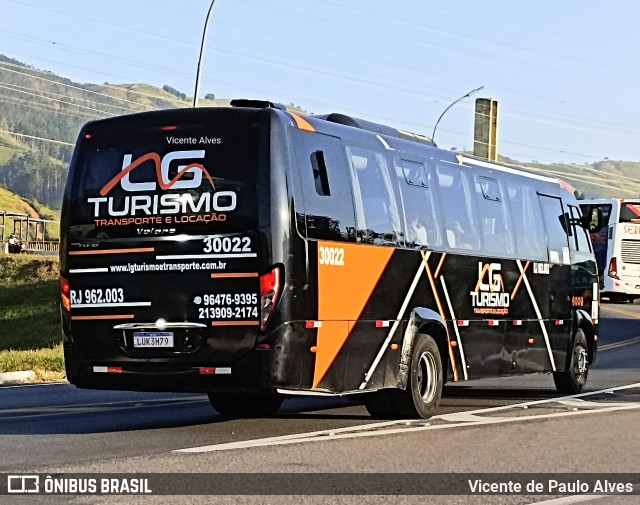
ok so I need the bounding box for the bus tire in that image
[553,328,589,394]
[377,334,443,419]
[363,390,396,419]
[207,392,283,418]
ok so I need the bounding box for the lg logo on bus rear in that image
[118,150,207,192]
[87,150,237,217]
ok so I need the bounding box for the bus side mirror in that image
[579,214,591,230]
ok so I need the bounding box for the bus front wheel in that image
[207,392,283,418]
[553,328,589,394]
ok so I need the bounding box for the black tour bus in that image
[60,100,598,419]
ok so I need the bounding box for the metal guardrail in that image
[25,241,59,253]
[1,211,59,255]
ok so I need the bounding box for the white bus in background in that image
[580,198,640,302]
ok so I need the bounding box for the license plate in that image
[133,332,174,348]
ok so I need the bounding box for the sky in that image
[1,0,640,165]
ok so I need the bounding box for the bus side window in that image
[539,194,570,264]
[473,175,515,256]
[395,159,440,248]
[310,151,330,196]
[506,181,546,261]
[568,205,592,253]
[292,131,357,242]
[435,164,480,251]
[347,146,402,245]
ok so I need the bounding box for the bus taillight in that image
[259,266,282,332]
[608,257,620,280]
[61,275,71,312]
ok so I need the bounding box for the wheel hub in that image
[417,352,437,404]
[576,347,588,376]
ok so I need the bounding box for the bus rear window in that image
[66,111,261,239]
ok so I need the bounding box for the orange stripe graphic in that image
[511,261,530,301]
[290,112,316,133]
[211,272,258,279]
[72,314,134,321]
[313,242,394,388]
[211,321,260,326]
[434,253,447,279]
[422,252,459,381]
[70,248,154,256]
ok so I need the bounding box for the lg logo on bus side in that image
[470,262,510,314]
[476,263,504,293]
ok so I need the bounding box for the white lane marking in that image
[359,254,431,390]
[177,402,640,453]
[0,382,69,389]
[175,383,640,453]
[599,335,640,351]
[531,483,640,504]
[531,496,609,504]
[440,381,640,417]
[0,397,206,421]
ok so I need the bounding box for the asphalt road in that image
[1,303,639,504]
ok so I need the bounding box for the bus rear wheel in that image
[207,392,283,418]
[363,390,396,419]
[364,334,443,419]
[553,329,589,394]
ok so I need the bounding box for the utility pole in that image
[473,98,499,161]
[193,0,217,108]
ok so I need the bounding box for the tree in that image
[162,85,182,99]
[205,93,216,100]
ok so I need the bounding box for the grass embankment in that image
[0,254,64,381]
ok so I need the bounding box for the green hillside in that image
[502,158,640,200]
[0,186,60,241]
[0,53,639,208]
[0,254,63,378]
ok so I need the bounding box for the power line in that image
[0,61,158,111]
[0,129,75,146]
[0,79,138,115]
[0,83,116,116]
[0,93,101,121]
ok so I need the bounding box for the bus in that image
[580,198,640,302]
[60,100,598,419]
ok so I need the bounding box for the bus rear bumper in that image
[63,343,275,394]
[603,277,640,299]
[63,321,315,393]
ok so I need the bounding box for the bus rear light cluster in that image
[608,257,620,280]
[198,367,231,375]
[259,266,282,332]
[93,366,122,374]
[60,275,71,312]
